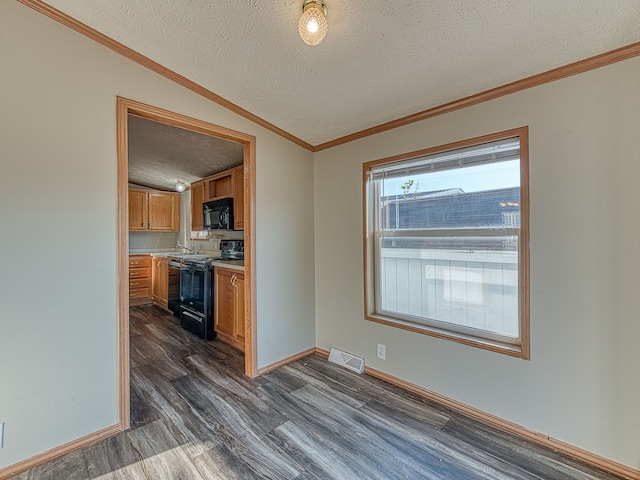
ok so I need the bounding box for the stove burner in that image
[180,256,219,267]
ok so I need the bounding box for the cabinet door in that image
[215,269,235,337]
[148,193,180,231]
[206,175,233,201]
[129,191,148,230]
[151,259,160,301]
[152,258,169,305]
[234,272,245,343]
[191,181,205,231]
[232,168,244,231]
[159,260,168,304]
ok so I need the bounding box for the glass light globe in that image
[175,182,186,192]
[298,1,328,46]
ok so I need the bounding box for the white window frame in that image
[363,127,530,359]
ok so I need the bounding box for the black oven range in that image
[171,239,244,340]
[179,258,216,340]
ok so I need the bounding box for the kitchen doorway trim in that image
[116,96,258,430]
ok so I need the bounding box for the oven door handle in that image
[182,310,203,323]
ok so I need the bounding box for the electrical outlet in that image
[0,422,4,448]
[377,343,386,360]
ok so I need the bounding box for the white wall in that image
[255,134,317,365]
[0,1,315,469]
[314,58,640,468]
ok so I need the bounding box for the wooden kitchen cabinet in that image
[232,167,244,231]
[197,165,244,231]
[152,257,169,309]
[129,189,180,232]
[129,255,151,306]
[214,267,245,351]
[190,180,205,231]
[234,273,245,344]
[148,192,180,231]
[205,174,232,200]
[128,190,148,230]
[215,269,235,337]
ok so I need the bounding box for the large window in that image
[364,128,529,358]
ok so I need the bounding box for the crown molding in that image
[17,1,640,153]
[312,41,640,151]
[16,0,314,151]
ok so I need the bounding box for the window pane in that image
[380,160,520,230]
[379,236,518,338]
[366,131,528,355]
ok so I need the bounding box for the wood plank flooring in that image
[10,305,625,479]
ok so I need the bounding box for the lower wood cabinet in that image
[214,267,245,351]
[129,255,151,306]
[152,257,169,309]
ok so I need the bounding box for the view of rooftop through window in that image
[380,159,521,232]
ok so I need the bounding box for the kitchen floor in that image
[11,305,623,479]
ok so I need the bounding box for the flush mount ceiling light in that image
[175,181,186,192]
[298,0,328,46]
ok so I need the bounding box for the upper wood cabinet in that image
[148,192,180,231]
[128,190,148,230]
[193,165,244,231]
[232,168,244,231]
[129,189,180,232]
[205,174,233,200]
[190,181,205,231]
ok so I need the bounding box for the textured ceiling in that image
[128,115,244,191]
[44,0,640,146]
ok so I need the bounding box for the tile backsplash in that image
[129,231,178,250]
[189,230,244,253]
[129,230,243,253]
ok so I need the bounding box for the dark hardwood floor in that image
[11,305,624,479]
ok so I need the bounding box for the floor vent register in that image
[328,347,365,374]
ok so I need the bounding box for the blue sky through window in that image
[381,159,520,197]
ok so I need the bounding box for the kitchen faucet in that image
[176,242,198,254]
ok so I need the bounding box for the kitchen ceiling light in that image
[175,181,186,192]
[298,0,328,46]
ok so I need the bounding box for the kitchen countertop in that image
[209,259,244,272]
[129,250,244,272]
[129,249,181,255]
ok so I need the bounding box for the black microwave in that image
[203,198,234,230]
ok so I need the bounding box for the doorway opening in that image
[116,97,257,429]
